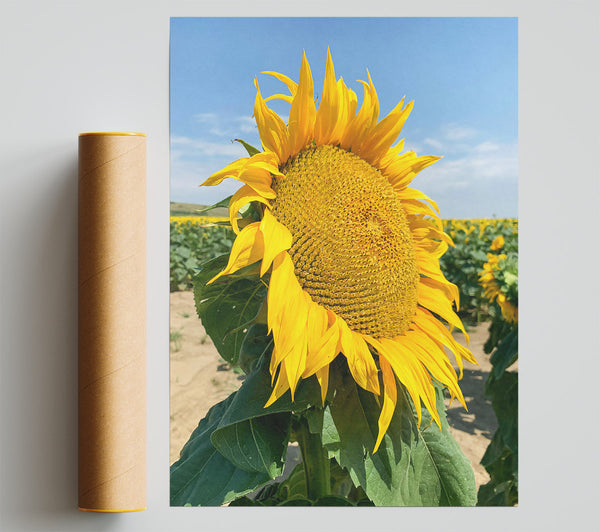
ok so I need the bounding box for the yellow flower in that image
[201,50,476,451]
[490,235,505,251]
[479,253,518,323]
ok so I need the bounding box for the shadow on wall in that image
[0,143,123,529]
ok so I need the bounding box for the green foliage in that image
[477,316,518,506]
[170,393,273,506]
[228,459,373,506]
[170,221,234,291]
[485,321,518,379]
[321,363,476,506]
[494,252,519,307]
[439,219,517,323]
[192,256,267,365]
[170,344,323,506]
[209,353,322,476]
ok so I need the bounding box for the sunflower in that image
[490,235,505,251]
[202,50,476,452]
[480,253,519,324]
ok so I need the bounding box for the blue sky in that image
[170,17,517,219]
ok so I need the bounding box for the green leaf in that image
[414,387,477,506]
[170,394,272,506]
[234,138,261,156]
[480,428,507,468]
[278,497,314,506]
[490,327,518,378]
[321,366,476,506]
[478,473,518,506]
[237,324,271,375]
[472,250,489,262]
[193,255,267,364]
[171,347,322,506]
[210,353,322,477]
[212,413,290,477]
[313,495,355,506]
[227,496,266,506]
[196,195,233,214]
[276,463,307,500]
[485,371,518,452]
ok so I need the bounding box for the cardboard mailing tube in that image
[78,132,146,512]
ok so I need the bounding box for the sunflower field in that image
[439,218,518,323]
[170,216,234,291]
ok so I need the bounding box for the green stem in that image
[296,414,330,501]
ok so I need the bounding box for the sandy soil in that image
[170,290,510,490]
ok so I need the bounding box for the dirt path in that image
[170,290,505,490]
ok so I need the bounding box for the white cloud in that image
[171,135,244,157]
[472,141,501,153]
[418,141,518,192]
[191,113,259,137]
[424,138,444,150]
[194,112,218,123]
[192,113,227,136]
[236,116,257,133]
[443,124,477,140]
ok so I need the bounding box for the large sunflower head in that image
[202,50,476,451]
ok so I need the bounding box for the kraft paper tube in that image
[78,132,146,512]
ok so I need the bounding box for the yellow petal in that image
[413,307,474,379]
[264,94,294,105]
[259,210,293,276]
[208,222,263,284]
[359,99,414,166]
[417,278,468,340]
[329,77,354,144]
[401,199,442,229]
[414,237,449,259]
[374,355,397,453]
[340,78,376,151]
[339,321,379,395]
[201,157,248,187]
[402,330,465,410]
[264,365,290,408]
[409,216,454,247]
[266,254,309,397]
[314,47,340,145]
[287,50,316,157]
[283,293,310,400]
[203,152,280,199]
[365,336,423,427]
[229,184,270,234]
[396,187,440,215]
[315,365,329,407]
[415,251,460,307]
[262,70,298,96]
[385,153,441,191]
[254,77,289,162]
[303,308,339,378]
[305,300,328,358]
[387,336,440,428]
[267,252,296,335]
[379,139,406,168]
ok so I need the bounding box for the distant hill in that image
[170,202,228,218]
